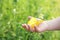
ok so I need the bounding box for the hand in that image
[22,16,60,32]
[22,16,49,32]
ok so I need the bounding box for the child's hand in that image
[22,16,48,32]
[22,16,60,32]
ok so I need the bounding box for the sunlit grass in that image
[0,0,60,40]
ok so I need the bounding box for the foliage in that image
[0,0,60,40]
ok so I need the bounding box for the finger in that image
[28,25,35,32]
[22,24,26,28]
[32,28,35,32]
[27,25,30,31]
[22,24,29,30]
[30,28,35,32]
[28,16,32,20]
[34,26,40,32]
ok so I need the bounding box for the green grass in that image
[0,0,60,40]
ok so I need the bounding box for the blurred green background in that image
[0,0,60,40]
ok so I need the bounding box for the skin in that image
[22,16,60,32]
